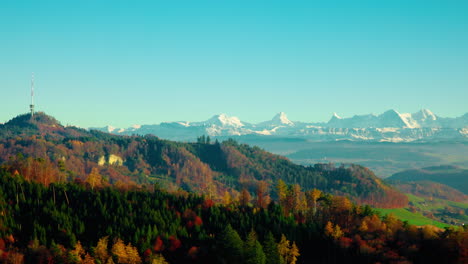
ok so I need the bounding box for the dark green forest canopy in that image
[0,170,466,264]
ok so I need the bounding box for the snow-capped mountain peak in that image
[202,114,244,127]
[91,110,468,142]
[414,109,437,121]
[378,109,413,128]
[332,112,342,119]
[106,125,117,133]
[273,112,294,125]
[327,113,343,126]
[258,112,294,127]
[399,113,419,128]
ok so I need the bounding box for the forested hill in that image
[0,113,407,208]
[388,165,468,195]
[0,170,466,264]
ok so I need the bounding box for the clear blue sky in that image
[1,0,467,127]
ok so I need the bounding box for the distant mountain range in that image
[91,109,468,142]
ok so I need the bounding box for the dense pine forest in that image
[0,113,466,263]
[0,169,467,264]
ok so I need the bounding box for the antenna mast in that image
[30,72,35,118]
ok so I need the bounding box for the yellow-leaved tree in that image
[82,253,96,264]
[151,254,169,264]
[277,234,300,264]
[223,191,232,206]
[111,238,127,263]
[110,238,142,264]
[325,221,343,240]
[306,189,322,215]
[287,242,300,264]
[95,236,110,263]
[70,241,85,262]
[86,167,103,190]
[125,243,142,264]
[276,180,288,209]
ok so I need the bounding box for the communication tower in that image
[30,73,35,118]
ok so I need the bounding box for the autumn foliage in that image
[0,113,464,263]
[0,113,408,209]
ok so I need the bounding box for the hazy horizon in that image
[2,108,467,129]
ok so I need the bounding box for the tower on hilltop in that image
[30,73,35,118]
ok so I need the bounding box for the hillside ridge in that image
[0,112,407,208]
